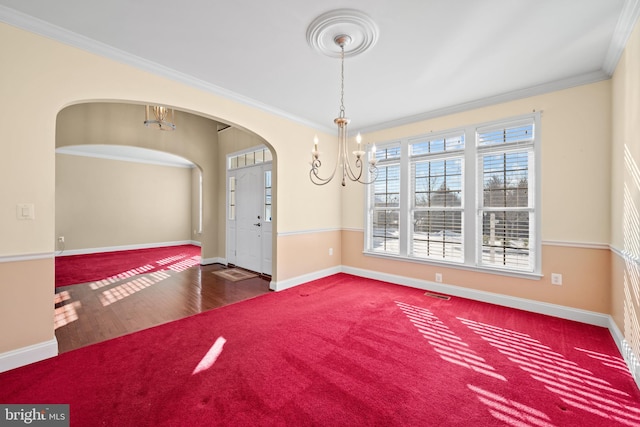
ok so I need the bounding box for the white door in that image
[235,167,262,272]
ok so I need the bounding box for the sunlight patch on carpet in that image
[212,268,257,282]
[575,347,635,375]
[193,337,227,375]
[459,317,640,426]
[395,301,506,381]
[468,384,555,427]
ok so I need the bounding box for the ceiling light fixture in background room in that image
[307,9,379,186]
[144,105,176,131]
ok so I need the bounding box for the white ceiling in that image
[0,1,636,133]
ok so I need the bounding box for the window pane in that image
[413,159,462,208]
[482,152,529,208]
[480,211,531,270]
[374,165,400,208]
[478,123,533,146]
[372,210,400,254]
[264,170,272,222]
[229,177,236,220]
[411,134,464,155]
[376,146,401,161]
[411,210,462,261]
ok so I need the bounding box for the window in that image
[228,176,236,220]
[264,170,272,222]
[477,121,535,271]
[228,148,272,170]
[371,145,401,254]
[365,114,540,276]
[410,133,464,262]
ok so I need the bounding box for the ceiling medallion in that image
[306,9,379,58]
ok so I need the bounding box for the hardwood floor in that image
[54,264,271,353]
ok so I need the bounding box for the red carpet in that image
[55,245,201,288]
[2,274,639,426]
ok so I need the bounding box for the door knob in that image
[253,223,261,227]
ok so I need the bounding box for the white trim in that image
[55,146,194,169]
[342,266,608,326]
[603,0,640,75]
[612,245,624,258]
[542,240,610,250]
[608,316,640,389]
[271,264,609,326]
[0,5,333,134]
[55,241,197,257]
[0,338,58,373]
[0,252,53,263]
[612,247,640,266]
[356,71,608,134]
[201,257,225,266]
[342,227,365,233]
[0,5,624,137]
[270,266,341,291]
[362,250,543,281]
[276,229,616,253]
[277,228,341,237]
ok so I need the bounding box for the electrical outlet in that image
[329,247,333,256]
[58,236,64,243]
[551,273,562,285]
[435,273,442,283]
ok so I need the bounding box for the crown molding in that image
[355,70,609,134]
[1,3,634,136]
[603,0,640,75]
[0,5,330,133]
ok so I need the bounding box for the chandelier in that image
[144,105,176,131]
[307,10,379,186]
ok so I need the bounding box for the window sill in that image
[362,250,543,281]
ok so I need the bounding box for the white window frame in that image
[364,113,542,279]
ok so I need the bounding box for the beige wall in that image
[0,22,339,358]
[343,231,610,313]
[344,82,612,245]
[611,14,640,358]
[0,259,53,353]
[56,154,192,250]
[341,81,612,312]
[2,14,637,369]
[56,103,220,259]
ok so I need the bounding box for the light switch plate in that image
[16,204,35,220]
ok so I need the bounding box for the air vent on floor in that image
[424,292,451,300]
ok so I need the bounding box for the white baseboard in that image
[201,257,225,266]
[270,266,342,291]
[0,338,58,373]
[56,241,197,257]
[342,266,611,327]
[238,264,640,388]
[342,266,640,389]
[608,318,640,389]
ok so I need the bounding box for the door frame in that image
[225,145,273,275]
